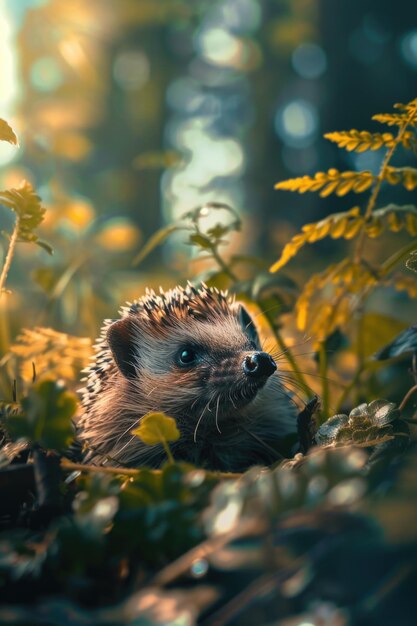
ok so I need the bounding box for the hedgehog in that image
[77,283,299,472]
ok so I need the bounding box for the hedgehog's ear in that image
[238,306,260,348]
[107,318,139,378]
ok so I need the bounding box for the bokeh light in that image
[30,57,64,92]
[400,30,417,69]
[113,50,150,91]
[292,42,327,79]
[275,99,319,148]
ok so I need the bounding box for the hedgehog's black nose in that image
[243,352,277,378]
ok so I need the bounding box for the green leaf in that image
[7,377,77,451]
[181,202,241,231]
[35,240,54,255]
[132,224,181,266]
[0,118,18,145]
[132,412,180,446]
[0,181,49,246]
[188,233,213,249]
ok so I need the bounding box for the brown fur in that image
[77,284,298,471]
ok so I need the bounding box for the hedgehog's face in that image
[106,304,278,425]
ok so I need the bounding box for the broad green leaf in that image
[132,412,180,446]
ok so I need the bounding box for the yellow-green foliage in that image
[272,98,417,337]
[8,327,92,383]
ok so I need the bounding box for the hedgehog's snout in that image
[243,351,277,379]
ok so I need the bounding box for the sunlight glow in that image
[0,1,19,166]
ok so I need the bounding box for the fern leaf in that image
[373,99,417,127]
[296,261,378,340]
[364,205,417,239]
[324,130,396,152]
[372,113,409,127]
[270,207,363,272]
[9,327,93,382]
[383,167,417,191]
[0,119,18,145]
[275,169,375,197]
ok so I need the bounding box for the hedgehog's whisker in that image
[238,423,284,461]
[215,393,222,434]
[114,434,135,462]
[228,389,238,410]
[193,394,214,444]
[114,418,139,448]
[278,368,343,386]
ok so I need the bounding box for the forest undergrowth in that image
[0,100,417,626]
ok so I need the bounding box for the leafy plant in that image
[272,98,417,418]
[132,411,180,463]
[0,93,417,626]
[4,377,77,452]
[0,121,52,294]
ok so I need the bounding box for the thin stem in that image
[354,112,415,262]
[60,459,241,480]
[61,460,146,477]
[158,433,174,464]
[399,383,417,412]
[318,342,329,422]
[210,244,238,282]
[380,238,417,276]
[0,216,20,293]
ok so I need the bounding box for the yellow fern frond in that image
[383,167,417,190]
[296,261,378,341]
[372,113,409,127]
[373,99,417,127]
[270,207,363,272]
[324,130,397,152]
[9,327,93,382]
[275,169,375,197]
[362,205,417,239]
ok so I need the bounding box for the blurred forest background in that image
[1,0,417,342]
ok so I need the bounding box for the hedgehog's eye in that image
[178,347,197,366]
